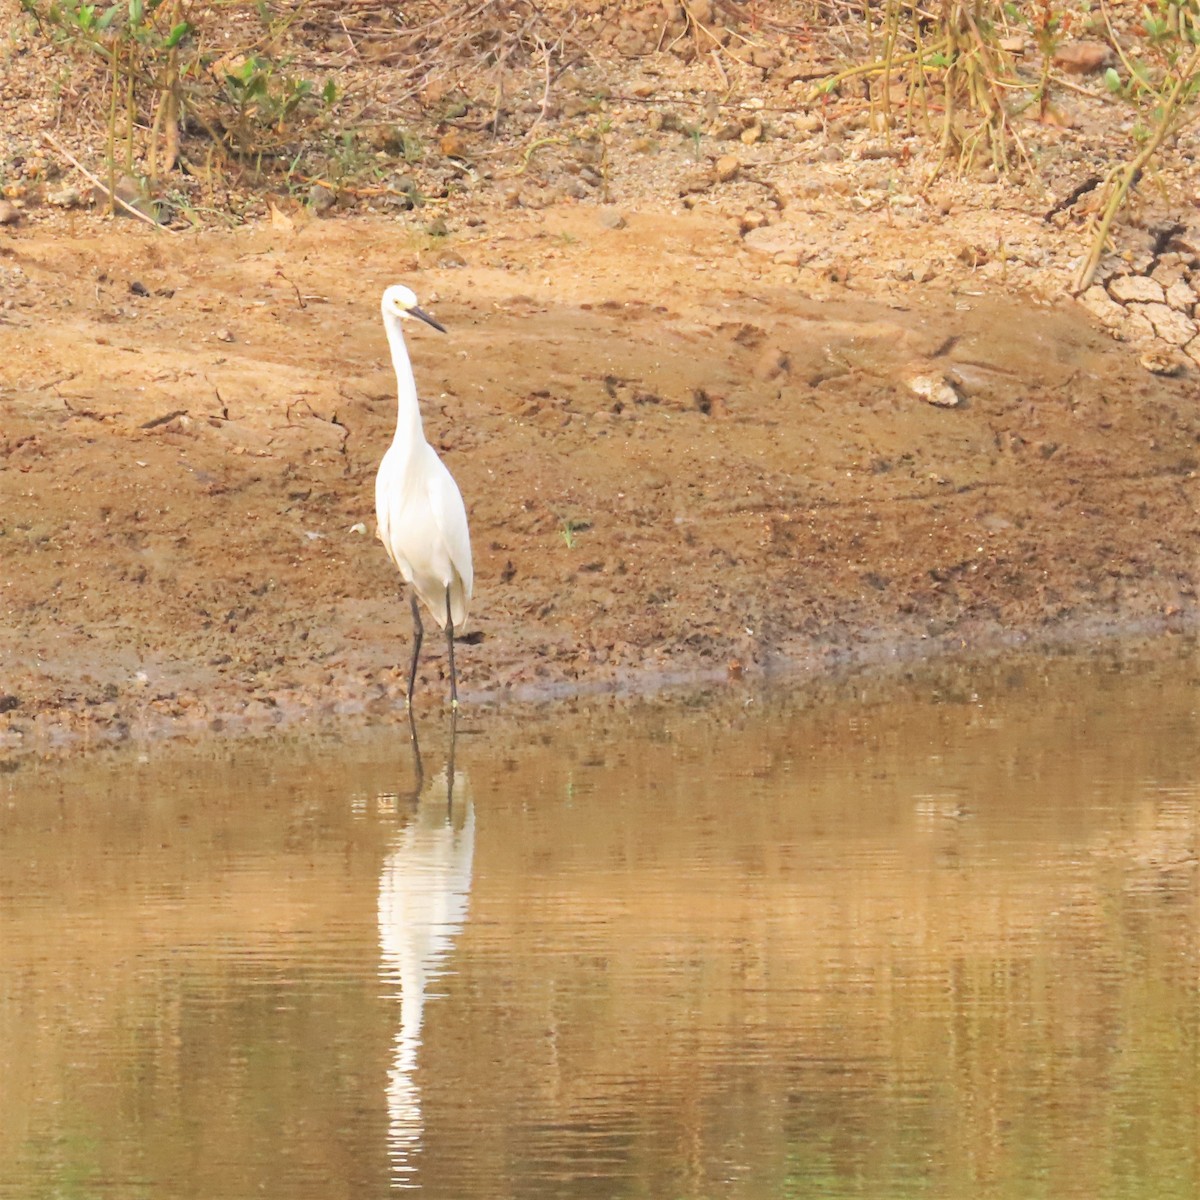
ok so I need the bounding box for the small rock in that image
[913,259,939,283]
[215,328,236,343]
[1143,345,1188,375]
[714,154,741,183]
[739,209,767,233]
[0,200,19,226]
[1108,274,1165,305]
[531,189,564,210]
[1053,40,1112,74]
[309,183,336,214]
[597,207,627,230]
[816,144,844,163]
[902,366,962,408]
[48,186,81,209]
[740,123,763,145]
[439,130,469,159]
[775,63,813,88]
[743,226,804,259]
[435,249,466,268]
[677,169,713,196]
[113,174,145,210]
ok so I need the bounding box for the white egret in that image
[374,284,473,708]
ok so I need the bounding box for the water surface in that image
[2,651,1198,1198]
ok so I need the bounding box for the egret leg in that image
[407,591,424,708]
[445,585,458,710]
[406,706,424,799]
[446,706,458,814]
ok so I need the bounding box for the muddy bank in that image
[3,207,1200,752]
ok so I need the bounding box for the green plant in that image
[1073,0,1200,289]
[810,1,1029,175]
[19,0,338,198]
[221,54,316,158]
[559,518,589,549]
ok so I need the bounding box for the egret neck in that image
[383,309,426,452]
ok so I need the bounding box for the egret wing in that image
[423,448,473,627]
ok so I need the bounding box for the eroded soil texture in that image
[3,207,1200,749]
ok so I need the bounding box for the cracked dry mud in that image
[3,204,1200,752]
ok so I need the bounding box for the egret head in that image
[381,284,447,333]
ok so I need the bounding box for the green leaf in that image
[95,4,119,29]
[164,19,188,46]
[321,77,337,105]
[128,0,141,25]
[1104,66,1122,93]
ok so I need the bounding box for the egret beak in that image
[411,305,447,333]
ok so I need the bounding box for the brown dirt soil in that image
[4,200,1200,753]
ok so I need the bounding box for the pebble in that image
[678,171,714,197]
[903,367,962,408]
[597,207,627,230]
[439,130,469,159]
[0,200,18,226]
[715,154,741,183]
[48,187,80,209]
[309,183,336,214]
[112,175,145,215]
[1142,346,1187,375]
[1053,40,1112,74]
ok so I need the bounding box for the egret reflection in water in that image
[377,725,475,1187]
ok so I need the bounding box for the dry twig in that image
[42,131,174,232]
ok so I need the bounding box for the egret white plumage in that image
[375,284,473,708]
